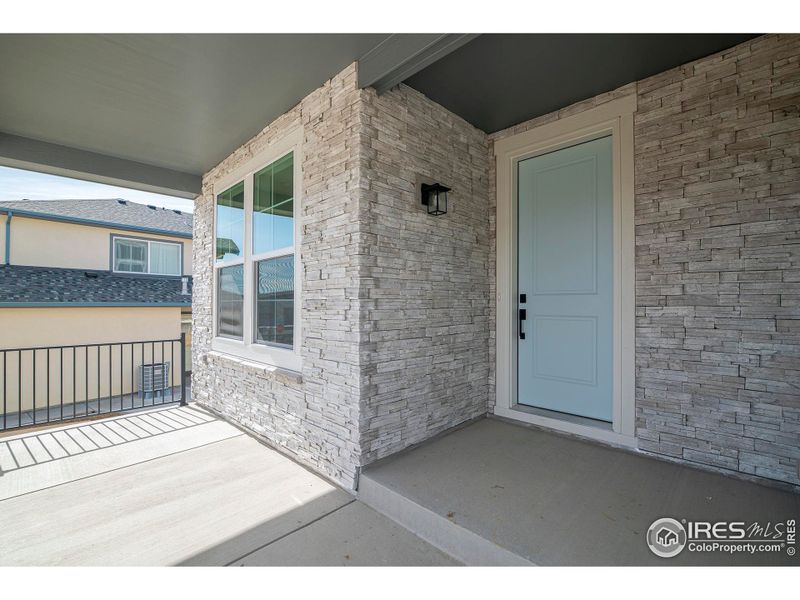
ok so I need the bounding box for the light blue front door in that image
[517,136,613,422]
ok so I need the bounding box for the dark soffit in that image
[404,34,760,133]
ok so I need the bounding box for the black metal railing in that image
[0,333,187,431]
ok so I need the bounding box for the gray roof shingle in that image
[0,198,193,237]
[0,265,192,306]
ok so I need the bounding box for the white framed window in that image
[211,128,302,372]
[112,235,183,276]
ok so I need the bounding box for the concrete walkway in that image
[0,406,456,566]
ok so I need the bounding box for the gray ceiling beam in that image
[0,133,201,199]
[358,34,479,95]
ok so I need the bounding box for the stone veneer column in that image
[192,64,366,488]
[357,84,492,465]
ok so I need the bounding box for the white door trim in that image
[493,94,637,447]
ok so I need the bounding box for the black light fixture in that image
[421,182,450,216]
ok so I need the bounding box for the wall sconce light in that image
[421,183,450,216]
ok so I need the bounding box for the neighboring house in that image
[0,198,192,417]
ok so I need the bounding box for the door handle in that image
[519,308,527,340]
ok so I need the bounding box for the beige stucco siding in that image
[0,306,182,412]
[1,215,191,275]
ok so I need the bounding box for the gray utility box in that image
[139,362,171,398]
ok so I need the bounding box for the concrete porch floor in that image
[4,406,797,566]
[359,417,800,566]
[0,406,456,566]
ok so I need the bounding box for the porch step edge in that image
[358,473,534,566]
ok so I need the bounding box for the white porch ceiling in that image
[0,35,389,187]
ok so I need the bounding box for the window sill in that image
[206,350,303,384]
[209,338,302,381]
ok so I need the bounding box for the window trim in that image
[110,234,184,277]
[211,128,303,373]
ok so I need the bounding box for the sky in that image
[0,166,195,213]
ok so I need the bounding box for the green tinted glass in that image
[253,153,293,255]
[216,181,244,262]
